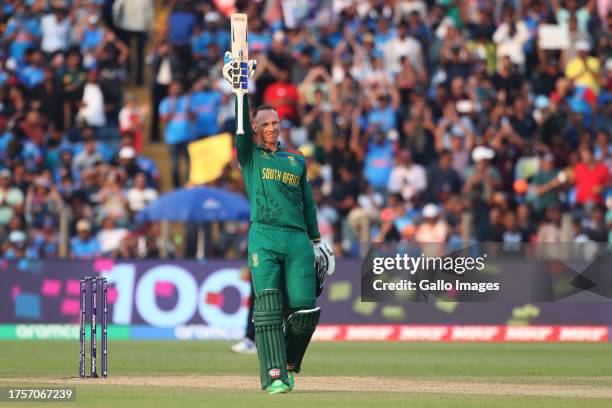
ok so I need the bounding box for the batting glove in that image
[222,51,257,87]
[313,240,335,297]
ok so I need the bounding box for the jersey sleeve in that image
[235,94,254,167]
[300,164,321,241]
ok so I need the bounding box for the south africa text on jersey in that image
[261,168,300,187]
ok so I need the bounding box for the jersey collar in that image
[257,141,281,152]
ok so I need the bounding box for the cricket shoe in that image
[286,371,295,391]
[230,338,257,354]
[267,379,289,394]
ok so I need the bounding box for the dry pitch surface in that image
[2,375,612,399]
[1,341,612,407]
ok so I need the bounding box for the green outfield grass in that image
[0,341,611,407]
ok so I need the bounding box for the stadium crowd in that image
[0,0,611,260]
[0,0,161,260]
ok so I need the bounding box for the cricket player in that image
[223,53,335,394]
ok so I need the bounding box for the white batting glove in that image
[313,240,334,297]
[314,240,335,277]
[222,51,257,87]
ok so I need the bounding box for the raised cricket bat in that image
[231,13,248,135]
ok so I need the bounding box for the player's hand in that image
[313,240,335,297]
[314,240,335,275]
[222,51,258,87]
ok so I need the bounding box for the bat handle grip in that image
[236,92,245,135]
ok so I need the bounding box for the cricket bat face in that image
[231,13,248,134]
[231,13,248,93]
[231,13,248,62]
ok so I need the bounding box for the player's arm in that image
[234,93,254,166]
[302,164,335,292]
[300,164,320,242]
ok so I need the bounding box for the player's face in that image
[253,109,280,147]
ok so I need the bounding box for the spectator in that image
[116,146,139,187]
[0,169,24,229]
[190,74,223,139]
[415,203,449,243]
[573,145,609,206]
[118,95,145,152]
[62,49,88,130]
[492,55,522,98]
[375,193,417,242]
[77,15,104,69]
[582,205,608,241]
[3,230,36,260]
[148,38,178,142]
[70,219,101,260]
[97,216,129,257]
[167,2,197,74]
[77,70,108,128]
[529,153,562,216]
[463,146,502,202]
[330,165,360,220]
[426,149,461,202]
[383,20,424,74]
[96,170,129,223]
[159,80,193,188]
[367,91,400,134]
[73,132,104,175]
[501,211,527,249]
[116,143,159,188]
[19,49,46,89]
[387,149,427,202]
[40,5,70,57]
[299,66,337,133]
[551,0,595,33]
[565,40,601,95]
[562,15,592,64]
[24,177,63,229]
[517,203,537,242]
[537,203,563,242]
[4,3,41,64]
[112,0,154,85]
[97,30,130,87]
[400,98,437,165]
[31,216,59,258]
[492,8,529,70]
[136,222,165,259]
[348,182,383,244]
[594,130,611,162]
[192,11,230,68]
[263,69,300,123]
[363,125,395,195]
[126,172,158,214]
[37,69,64,131]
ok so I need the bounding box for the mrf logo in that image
[269,368,281,379]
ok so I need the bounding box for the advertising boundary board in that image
[1,259,611,341]
[0,324,609,342]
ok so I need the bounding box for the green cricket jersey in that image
[235,95,321,241]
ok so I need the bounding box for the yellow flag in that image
[188,133,232,185]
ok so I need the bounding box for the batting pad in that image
[285,307,321,373]
[253,289,288,389]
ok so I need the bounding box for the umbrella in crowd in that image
[136,186,250,224]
